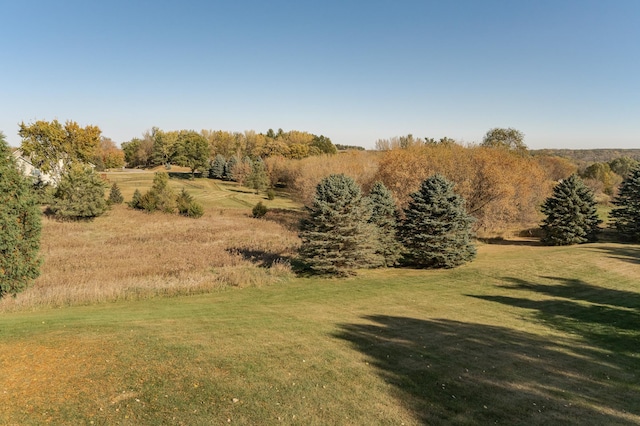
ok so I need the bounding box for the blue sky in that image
[1,0,639,149]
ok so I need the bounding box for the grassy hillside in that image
[1,234,639,423]
[1,172,638,424]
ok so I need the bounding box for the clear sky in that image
[1,0,639,150]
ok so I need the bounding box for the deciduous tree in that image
[174,130,210,177]
[481,127,527,154]
[19,119,102,184]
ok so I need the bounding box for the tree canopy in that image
[19,119,102,183]
[481,127,527,154]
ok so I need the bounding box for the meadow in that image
[1,171,639,425]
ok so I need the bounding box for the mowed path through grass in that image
[1,238,639,425]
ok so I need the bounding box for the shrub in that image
[49,164,108,220]
[108,182,124,204]
[540,174,601,245]
[186,201,204,218]
[267,188,276,200]
[397,174,476,268]
[610,166,640,242]
[298,174,380,276]
[252,201,268,218]
[0,132,42,298]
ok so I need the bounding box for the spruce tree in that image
[224,156,238,181]
[610,166,640,242]
[398,174,476,268]
[209,154,226,179]
[49,164,108,220]
[540,174,601,245]
[108,182,124,204]
[298,174,379,276]
[0,132,42,298]
[367,181,402,267]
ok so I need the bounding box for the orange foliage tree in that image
[375,144,552,233]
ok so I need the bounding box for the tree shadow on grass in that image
[228,247,290,268]
[477,237,542,246]
[335,315,640,425]
[586,244,640,265]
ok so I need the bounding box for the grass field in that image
[1,172,639,425]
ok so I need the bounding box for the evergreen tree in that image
[128,188,143,209]
[49,164,108,220]
[209,154,226,179]
[224,155,238,181]
[541,174,601,245]
[367,181,402,267]
[0,132,42,298]
[610,166,640,242]
[140,172,176,213]
[398,175,476,268]
[176,188,204,218]
[298,174,379,276]
[108,182,124,204]
[246,157,269,194]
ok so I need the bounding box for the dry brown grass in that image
[0,205,299,312]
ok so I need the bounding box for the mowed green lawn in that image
[104,169,301,211]
[1,237,639,425]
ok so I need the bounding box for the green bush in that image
[187,201,204,218]
[252,201,268,218]
[177,188,204,218]
[266,188,276,200]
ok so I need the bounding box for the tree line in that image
[121,127,337,170]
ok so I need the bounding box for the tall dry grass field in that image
[0,205,299,312]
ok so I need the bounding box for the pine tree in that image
[176,188,204,218]
[610,166,640,242]
[540,174,601,245]
[224,156,238,181]
[398,175,476,268]
[108,182,124,204]
[246,157,269,194]
[367,181,402,267]
[299,174,379,276]
[128,188,143,209]
[0,132,42,298]
[140,172,176,213]
[49,164,108,220]
[209,154,226,179]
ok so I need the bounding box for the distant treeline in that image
[533,149,640,164]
